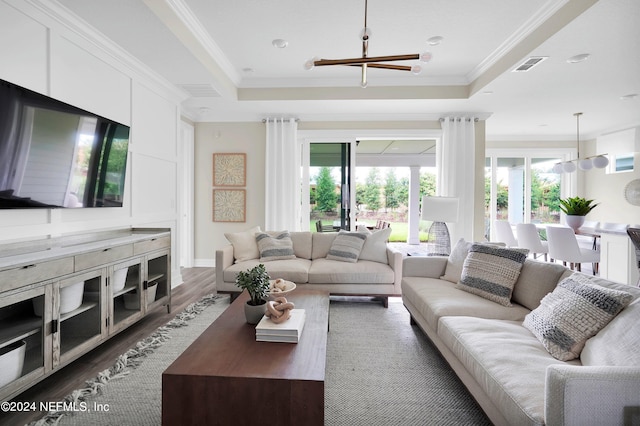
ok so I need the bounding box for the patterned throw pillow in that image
[326,231,367,263]
[457,244,528,306]
[256,231,296,262]
[523,273,633,361]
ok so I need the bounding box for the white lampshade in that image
[592,155,609,168]
[563,161,577,173]
[421,196,459,223]
[411,64,423,75]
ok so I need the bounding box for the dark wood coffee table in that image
[162,289,330,426]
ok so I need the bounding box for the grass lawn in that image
[312,220,429,242]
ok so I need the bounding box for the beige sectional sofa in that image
[402,242,640,426]
[216,228,402,306]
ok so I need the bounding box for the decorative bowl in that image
[32,281,84,316]
[0,340,26,388]
[267,279,296,299]
[112,267,129,292]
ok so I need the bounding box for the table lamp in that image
[421,196,459,256]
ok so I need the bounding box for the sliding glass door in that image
[302,141,355,232]
[486,149,574,240]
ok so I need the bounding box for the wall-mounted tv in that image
[0,78,129,209]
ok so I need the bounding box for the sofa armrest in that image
[386,245,403,294]
[402,256,448,279]
[545,364,640,426]
[215,245,235,285]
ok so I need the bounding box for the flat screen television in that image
[0,78,129,209]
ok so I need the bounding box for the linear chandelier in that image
[303,0,432,88]
[552,112,609,173]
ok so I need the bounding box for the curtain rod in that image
[439,117,479,122]
[262,118,300,123]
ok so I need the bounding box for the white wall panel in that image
[0,2,48,91]
[132,82,177,160]
[0,0,180,247]
[50,34,131,125]
[131,154,176,216]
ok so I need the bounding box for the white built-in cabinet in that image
[0,229,171,402]
[599,231,640,286]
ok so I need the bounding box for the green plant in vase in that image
[236,264,270,324]
[559,196,598,230]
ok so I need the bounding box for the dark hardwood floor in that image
[1,267,216,426]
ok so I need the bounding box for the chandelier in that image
[303,0,432,88]
[552,112,609,173]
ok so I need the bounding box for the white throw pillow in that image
[224,226,261,262]
[359,227,392,264]
[441,238,472,283]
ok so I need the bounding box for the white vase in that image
[565,215,585,231]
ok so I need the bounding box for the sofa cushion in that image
[441,238,472,283]
[311,233,338,259]
[326,231,367,263]
[256,231,296,262]
[457,244,528,306]
[289,232,312,260]
[438,316,579,426]
[401,277,530,332]
[225,226,261,262]
[511,260,568,310]
[523,273,634,361]
[308,258,394,284]
[358,227,392,264]
[223,258,311,284]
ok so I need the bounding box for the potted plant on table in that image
[559,196,599,231]
[235,264,270,324]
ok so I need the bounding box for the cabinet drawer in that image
[75,244,133,271]
[134,236,170,255]
[0,257,74,292]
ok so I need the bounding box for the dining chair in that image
[546,226,600,274]
[516,223,548,261]
[494,220,518,247]
[626,227,640,286]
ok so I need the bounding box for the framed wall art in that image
[212,189,246,222]
[213,153,246,187]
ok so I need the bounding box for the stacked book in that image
[255,309,306,343]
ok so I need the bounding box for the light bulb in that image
[592,155,609,168]
[303,57,317,71]
[552,163,564,174]
[411,64,423,75]
[563,161,577,173]
[360,80,368,89]
[420,51,433,62]
[578,158,593,170]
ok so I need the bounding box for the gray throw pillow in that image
[256,231,296,262]
[457,244,528,306]
[326,230,367,263]
[523,273,633,361]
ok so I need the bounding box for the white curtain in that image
[437,116,476,242]
[265,118,300,231]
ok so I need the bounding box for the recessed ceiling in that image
[56,0,640,140]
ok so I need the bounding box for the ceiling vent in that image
[179,84,221,98]
[512,56,548,72]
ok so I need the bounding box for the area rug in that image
[31,296,491,426]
